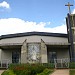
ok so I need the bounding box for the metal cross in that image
[65,2,73,14]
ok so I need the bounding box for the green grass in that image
[70,70,75,75]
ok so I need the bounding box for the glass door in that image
[12,52,20,63]
[48,52,57,63]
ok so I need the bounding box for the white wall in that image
[1,50,12,63]
[0,35,68,44]
[0,49,2,61]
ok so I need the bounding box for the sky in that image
[0,0,74,35]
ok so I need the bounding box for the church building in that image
[0,13,74,68]
[0,31,69,64]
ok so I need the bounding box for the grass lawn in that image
[70,70,75,75]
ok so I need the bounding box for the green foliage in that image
[9,63,31,75]
[37,68,54,75]
[42,63,55,69]
[8,63,54,75]
[9,63,46,75]
[1,70,16,75]
[2,63,54,75]
[30,64,45,75]
[69,62,75,69]
[70,70,75,75]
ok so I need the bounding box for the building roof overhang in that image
[0,42,70,46]
[0,43,22,49]
[0,32,68,39]
[45,42,70,45]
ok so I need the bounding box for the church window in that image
[27,43,40,63]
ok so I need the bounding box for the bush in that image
[30,64,46,75]
[42,63,55,69]
[1,70,16,75]
[69,62,75,69]
[9,63,46,75]
[37,68,54,75]
[2,63,55,75]
[9,64,31,75]
[70,70,75,75]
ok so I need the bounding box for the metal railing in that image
[54,58,70,68]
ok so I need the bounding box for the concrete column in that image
[21,39,27,63]
[41,39,47,63]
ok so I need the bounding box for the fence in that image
[54,58,70,68]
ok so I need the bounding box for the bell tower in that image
[65,2,75,61]
[66,14,75,61]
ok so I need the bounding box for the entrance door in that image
[48,52,57,63]
[12,52,20,63]
[54,58,69,68]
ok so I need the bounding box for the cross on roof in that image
[65,2,73,14]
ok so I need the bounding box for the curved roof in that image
[0,32,68,39]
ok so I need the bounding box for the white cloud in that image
[0,1,10,9]
[72,9,75,14]
[47,22,51,25]
[0,18,67,35]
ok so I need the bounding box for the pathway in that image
[50,69,69,75]
[0,70,5,75]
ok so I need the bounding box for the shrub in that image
[70,70,75,75]
[30,64,45,75]
[9,64,31,75]
[1,70,16,75]
[19,70,31,75]
[69,62,75,69]
[42,63,55,69]
[37,68,54,75]
[9,63,46,75]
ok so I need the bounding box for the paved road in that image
[50,69,69,75]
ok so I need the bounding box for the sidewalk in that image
[50,69,69,75]
[0,70,5,75]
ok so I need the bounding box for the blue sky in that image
[0,0,74,35]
